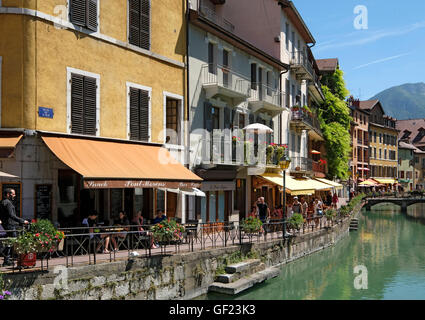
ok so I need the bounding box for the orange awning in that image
[0,134,23,158]
[41,136,202,189]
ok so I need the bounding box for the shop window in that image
[156,189,165,213]
[57,170,79,228]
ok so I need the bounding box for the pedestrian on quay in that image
[0,188,29,267]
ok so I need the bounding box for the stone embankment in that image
[3,202,364,300]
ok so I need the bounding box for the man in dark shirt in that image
[256,197,270,234]
[153,210,167,224]
[0,188,29,266]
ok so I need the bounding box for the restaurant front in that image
[0,131,202,227]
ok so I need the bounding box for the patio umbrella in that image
[243,123,273,133]
[0,170,18,178]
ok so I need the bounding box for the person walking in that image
[332,192,339,209]
[0,188,29,266]
[256,197,270,234]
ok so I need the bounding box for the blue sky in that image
[295,0,425,99]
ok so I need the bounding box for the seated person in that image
[248,206,257,218]
[84,211,116,254]
[153,210,167,224]
[131,210,145,232]
[111,211,130,251]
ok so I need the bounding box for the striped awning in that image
[314,178,343,190]
[259,174,332,195]
[374,178,397,185]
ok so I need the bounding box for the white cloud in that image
[353,53,412,70]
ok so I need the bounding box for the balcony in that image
[290,157,313,173]
[198,2,235,33]
[308,71,325,103]
[290,51,314,81]
[248,83,287,117]
[290,106,324,140]
[312,161,326,175]
[199,131,269,168]
[202,64,251,104]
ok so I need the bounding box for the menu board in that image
[35,184,52,220]
[1,182,22,217]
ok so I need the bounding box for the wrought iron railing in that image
[290,156,313,172]
[290,50,314,77]
[249,83,287,109]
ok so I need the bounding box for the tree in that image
[318,69,352,180]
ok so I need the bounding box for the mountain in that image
[370,82,425,120]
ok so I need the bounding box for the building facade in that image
[0,0,201,226]
[355,100,398,185]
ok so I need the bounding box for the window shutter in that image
[129,88,140,141]
[129,0,141,46]
[140,0,150,50]
[86,0,98,31]
[204,102,213,133]
[139,90,150,141]
[224,107,231,129]
[129,0,150,50]
[70,0,86,27]
[249,113,255,124]
[71,74,84,134]
[83,76,97,135]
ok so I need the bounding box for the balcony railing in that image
[201,131,268,167]
[202,64,251,100]
[198,2,235,33]
[290,156,313,172]
[312,161,326,174]
[290,51,314,80]
[249,83,287,115]
[290,107,322,135]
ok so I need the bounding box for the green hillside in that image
[370,82,425,120]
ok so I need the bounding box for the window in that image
[384,149,387,160]
[165,97,181,145]
[285,23,289,50]
[238,113,246,130]
[69,71,99,136]
[128,84,151,142]
[379,149,382,159]
[251,63,257,90]
[208,42,217,74]
[129,0,151,50]
[285,79,290,108]
[70,0,98,31]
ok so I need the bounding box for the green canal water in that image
[198,204,425,300]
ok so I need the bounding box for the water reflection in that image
[200,204,425,300]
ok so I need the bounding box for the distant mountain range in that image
[370,82,425,120]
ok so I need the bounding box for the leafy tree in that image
[318,68,352,180]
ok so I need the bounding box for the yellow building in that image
[0,0,201,226]
[357,100,398,185]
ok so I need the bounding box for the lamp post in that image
[279,155,291,238]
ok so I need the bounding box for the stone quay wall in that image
[3,203,364,300]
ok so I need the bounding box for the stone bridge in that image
[364,197,425,213]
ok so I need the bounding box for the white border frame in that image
[163,91,184,146]
[67,0,100,33]
[66,67,101,136]
[126,82,152,143]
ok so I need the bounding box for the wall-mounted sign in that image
[83,180,202,189]
[38,107,54,119]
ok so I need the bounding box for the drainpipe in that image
[280,69,289,145]
[184,0,190,224]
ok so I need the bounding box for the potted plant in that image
[7,220,65,267]
[266,143,276,164]
[0,274,12,301]
[151,218,185,245]
[288,213,304,232]
[241,216,263,234]
[325,209,337,221]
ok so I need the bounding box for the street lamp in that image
[279,155,291,238]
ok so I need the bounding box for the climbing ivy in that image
[318,68,352,180]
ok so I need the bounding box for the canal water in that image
[199,204,425,300]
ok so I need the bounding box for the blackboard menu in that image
[1,183,22,217]
[35,184,52,220]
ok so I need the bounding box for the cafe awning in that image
[41,136,202,189]
[259,173,332,196]
[314,178,343,190]
[374,178,397,185]
[0,135,23,158]
[0,170,19,178]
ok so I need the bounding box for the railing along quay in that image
[0,215,351,273]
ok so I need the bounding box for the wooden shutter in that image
[204,102,213,133]
[83,77,97,135]
[139,90,150,141]
[70,0,86,27]
[129,88,149,141]
[224,107,231,129]
[129,0,150,50]
[140,0,150,50]
[71,74,97,135]
[251,63,257,90]
[86,0,98,31]
[71,74,84,134]
[249,113,255,124]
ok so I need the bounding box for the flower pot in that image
[17,252,37,268]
